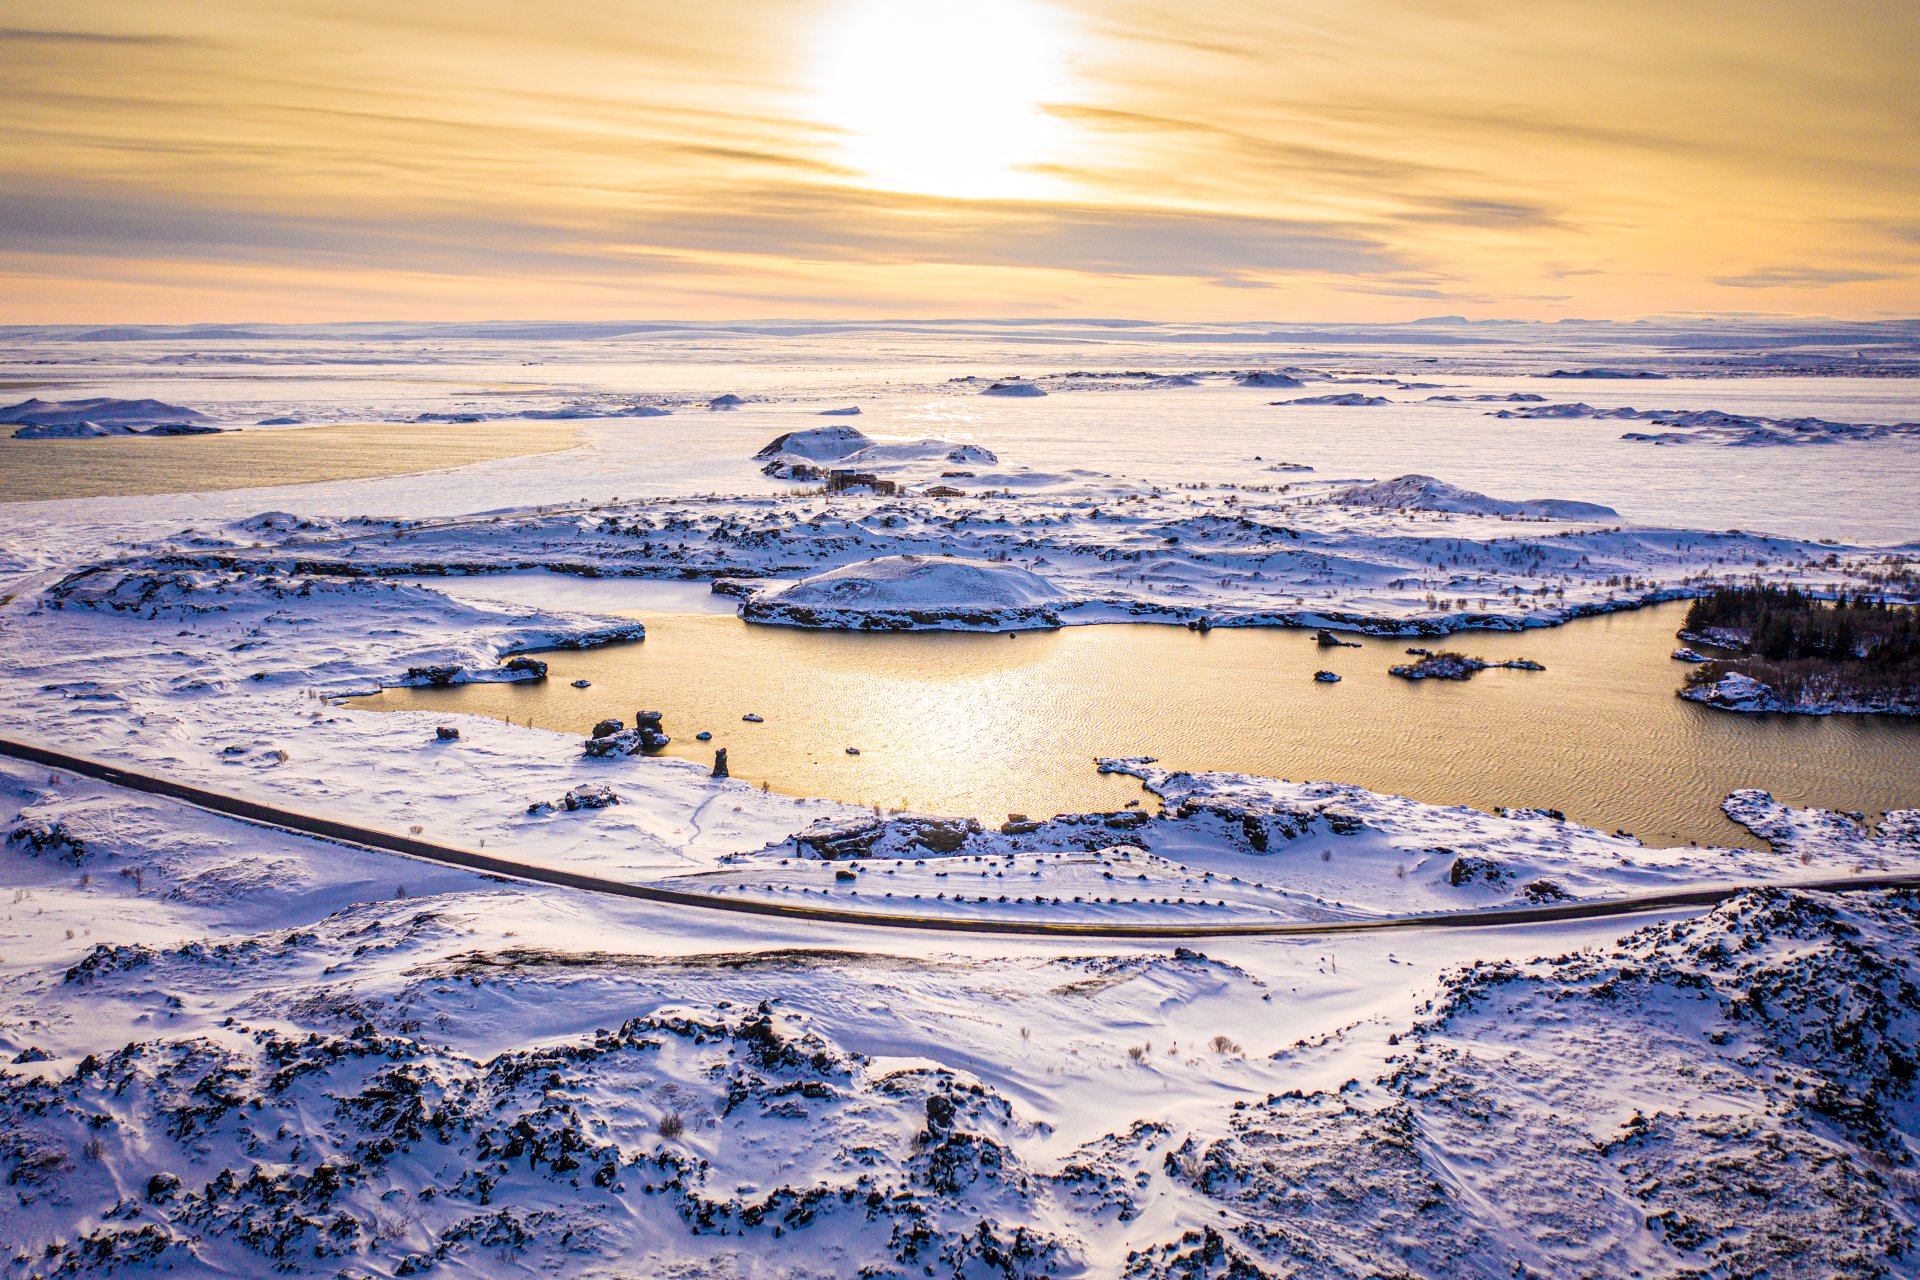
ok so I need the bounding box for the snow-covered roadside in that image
[4,754,1916,1277]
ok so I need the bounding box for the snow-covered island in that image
[1388,650,1545,680]
[1674,584,1920,715]
[2,397,226,438]
[738,554,1068,630]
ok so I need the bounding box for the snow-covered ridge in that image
[1273,392,1391,407]
[1491,401,1920,446]
[1329,474,1621,521]
[139,470,1912,638]
[2,397,224,438]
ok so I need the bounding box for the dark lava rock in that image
[503,655,548,679]
[561,786,620,811]
[583,727,656,757]
[1448,854,1508,886]
[7,821,91,865]
[592,718,626,740]
[434,726,460,741]
[635,711,669,751]
[404,664,462,687]
[1523,879,1569,903]
[793,817,886,859]
[910,820,977,854]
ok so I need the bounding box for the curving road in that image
[3,735,1915,940]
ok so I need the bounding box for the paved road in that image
[4,735,1915,939]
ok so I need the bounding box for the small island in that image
[1389,651,1544,681]
[1679,583,1920,715]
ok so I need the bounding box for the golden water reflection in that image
[351,601,1920,849]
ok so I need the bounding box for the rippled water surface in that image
[0,421,585,503]
[351,601,1920,849]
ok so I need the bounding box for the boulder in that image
[1523,879,1569,903]
[635,709,670,752]
[1448,854,1507,886]
[563,785,621,810]
[583,729,645,757]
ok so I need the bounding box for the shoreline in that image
[0,419,587,504]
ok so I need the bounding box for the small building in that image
[923,485,966,498]
[827,470,898,495]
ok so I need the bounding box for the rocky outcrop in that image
[527,785,621,814]
[1680,671,1781,712]
[583,711,670,757]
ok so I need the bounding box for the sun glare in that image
[813,0,1072,200]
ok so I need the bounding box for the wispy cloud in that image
[0,0,1915,319]
[1713,267,1903,289]
[0,27,191,46]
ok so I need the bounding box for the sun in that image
[812,0,1072,200]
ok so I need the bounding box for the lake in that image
[349,599,1920,849]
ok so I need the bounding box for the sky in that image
[1,0,1916,322]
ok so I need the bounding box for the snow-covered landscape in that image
[0,318,1917,1276]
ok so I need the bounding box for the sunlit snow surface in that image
[1,319,1918,1277]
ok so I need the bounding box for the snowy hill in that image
[1330,474,1621,521]
[742,554,1066,630]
